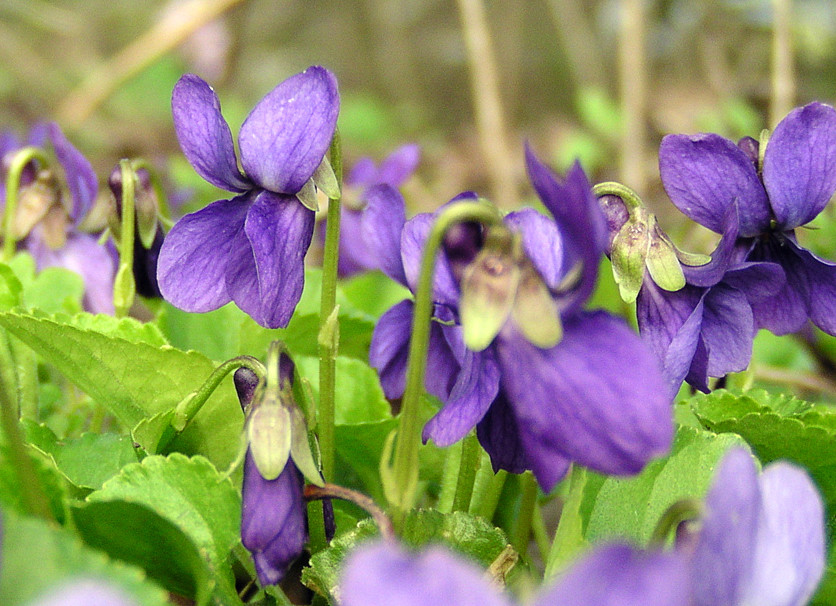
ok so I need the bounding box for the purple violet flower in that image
[635,206,784,393]
[234,364,308,586]
[370,147,673,491]
[29,579,139,606]
[338,540,689,606]
[157,66,339,328]
[685,448,825,606]
[332,144,420,277]
[659,102,836,336]
[1,123,115,314]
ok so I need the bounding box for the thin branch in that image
[618,0,647,195]
[56,0,247,128]
[770,0,795,126]
[455,0,518,209]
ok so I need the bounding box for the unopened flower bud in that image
[108,165,160,249]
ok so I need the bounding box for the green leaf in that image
[72,500,215,605]
[334,419,397,503]
[0,263,22,309]
[0,310,242,468]
[303,510,511,599]
[157,301,245,362]
[340,271,411,318]
[583,425,747,545]
[297,356,392,425]
[0,508,169,606]
[691,389,836,507]
[54,433,139,490]
[21,267,84,313]
[87,454,241,574]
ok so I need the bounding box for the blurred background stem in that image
[770,0,795,126]
[618,0,647,196]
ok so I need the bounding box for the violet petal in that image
[238,66,339,194]
[361,184,408,285]
[700,284,755,378]
[476,390,531,476]
[339,541,514,606]
[691,448,760,606]
[157,195,251,312]
[763,102,836,229]
[375,143,421,187]
[47,123,97,223]
[241,455,307,585]
[536,543,690,606]
[748,238,810,335]
[401,213,460,306]
[497,311,673,477]
[504,208,564,289]
[369,300,415,399]
[422,346,500,447]
[745,462,825,606]
[792,242,836,336]
[171,74,250,192]
[659,134,770,237]
[227,192,314,328]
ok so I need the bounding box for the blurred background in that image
[2,0,836,396]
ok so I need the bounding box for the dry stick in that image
[770,0,795,127]
[304,483,394,540]
[547,0,607,89]
[56,0,247,128]
[455,0,518,209]
[751,363,836,398]
[618,0,647,197]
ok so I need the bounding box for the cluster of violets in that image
[1,63,831,604]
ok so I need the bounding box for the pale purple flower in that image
[636,207,784,393]
[30,579,139,606]
[333,144,419,277]
[157,67,339,328]
[370,147,673,491]
[686,448,825,606]
[1,123,114,314]
[659,102,836,336]
[338,540,689,606]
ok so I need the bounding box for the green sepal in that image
[136,187,160,250]
[460,250,520,351]
[610,219,649,303]
[113,263,136,316]
[296,178,319,211]
[289,404,324,487]
[675,248,711,266]
[646,218,685,292]
[312,156,341,200]
[512,262,561,349]
[246,396,292,481]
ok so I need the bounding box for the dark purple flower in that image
[332,144,419,277]
[234,364,308,586]
[1,123,114,314]
[338,540,689,606]
[685,448,825,606]
[659,102,836,336]
[370,147,673,491]
[636,208,784,393]
[157,67,339,328]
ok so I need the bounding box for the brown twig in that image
[304,483,394,540]
[56,0,247,128]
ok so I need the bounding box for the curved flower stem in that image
[391,201,503,523]
[2,147,50,262]
[591,181,644,212]
[452,432,481,513]
[0,332,53,521]
[512,472,538,558]
[113,159,137,317]
[168,355,265,437]
[305,483,394,540]
[649,498,702,548]
[318,129,343,485]
[473,466,507,521]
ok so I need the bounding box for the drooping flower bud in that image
[459,225,561,351]
[13,169,60,240]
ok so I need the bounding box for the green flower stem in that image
[531,502,550,564]
[11,340,38,420]
[512,472,538,558]
[471,460,507,521]
[2,147,50,261]
[170,355,265,434]
[649,498,702,548]
[114,159,137,317]
[437,440,463,514]
[591,181,644,212]
[391,201,503,521]
[451,432,480,513]
[545,465,587,577]
[318,129,343,484]
[0,332,53,521]
[307,500,327,555]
